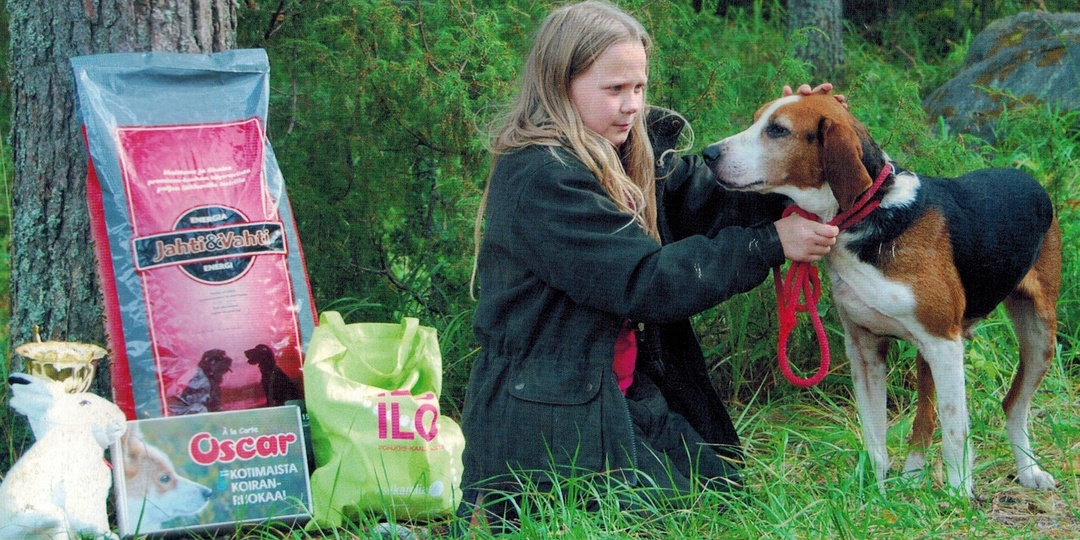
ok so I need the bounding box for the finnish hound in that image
[703,93,1061,497]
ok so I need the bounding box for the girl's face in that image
[569,40,647,148]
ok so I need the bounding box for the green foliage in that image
[236,2,548,399]
[240,0,520,317]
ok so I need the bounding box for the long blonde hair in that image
[471,1,659,295]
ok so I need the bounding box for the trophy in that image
[13,327,108,393]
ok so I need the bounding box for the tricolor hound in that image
[703,93,1061,497]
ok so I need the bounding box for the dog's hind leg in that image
[844,322,891,492]
[1002,220,1061,490]
[903,354,936,477]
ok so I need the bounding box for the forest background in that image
[0,0,1079,538]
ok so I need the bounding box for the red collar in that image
[830,162,894,230]
[785,162,894,230]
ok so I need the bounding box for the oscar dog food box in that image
[113,405,311,537]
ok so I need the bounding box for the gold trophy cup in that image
[14,328,108,393]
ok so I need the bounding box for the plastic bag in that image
[305,312,463,526]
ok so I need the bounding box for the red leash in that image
[774,163,893,387]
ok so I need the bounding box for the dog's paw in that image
[902,451,927,475]
[1017,466,1056,490]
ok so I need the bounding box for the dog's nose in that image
[702,143,723,167]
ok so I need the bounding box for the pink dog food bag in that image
[72,50,316,419]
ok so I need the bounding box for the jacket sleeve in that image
[658,153,789,242]
[505,148,785,324]
[645,106,788,241]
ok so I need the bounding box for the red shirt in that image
[613,319,637,395]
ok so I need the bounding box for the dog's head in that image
[703,93,887,219]
[244,344,276,367]
[122,425,213,528]
[197,349,233,380]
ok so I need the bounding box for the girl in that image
[459,0,838,528]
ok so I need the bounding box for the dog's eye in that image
[765,124,790,139]
[159,474,172,484]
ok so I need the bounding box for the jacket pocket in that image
[507,359,604,405]
[501,358,607,476]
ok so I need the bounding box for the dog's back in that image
[924,169,1054,319]
[847,167,1055,320]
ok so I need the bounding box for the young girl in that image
[459,0,838,528]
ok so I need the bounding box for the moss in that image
[1036,45,1066,67]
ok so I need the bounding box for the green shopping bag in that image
[304,311,464,527]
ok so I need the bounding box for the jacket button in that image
[584,383,594,392]
[514,383,525,391]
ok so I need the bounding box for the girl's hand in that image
[782,82,847,108]
[774,213,839,263]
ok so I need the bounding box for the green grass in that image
[218,353,1080,539]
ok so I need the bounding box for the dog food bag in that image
[72,50,316,419]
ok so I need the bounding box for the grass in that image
[267,355,1080,539]
[301,341,1079,539]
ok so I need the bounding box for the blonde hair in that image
[471,1,659,295]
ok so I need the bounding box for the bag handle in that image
[314,311,424,391]
[395,317,420,383]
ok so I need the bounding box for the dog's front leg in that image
[843,321,891,492]
[922,337,974,497]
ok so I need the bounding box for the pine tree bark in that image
[7,1,236,390]
[788,0,844,80]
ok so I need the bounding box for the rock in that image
[922,11,1080,142]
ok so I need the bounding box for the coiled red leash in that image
[774,163,893,387]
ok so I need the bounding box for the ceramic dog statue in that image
[0,373,127,540]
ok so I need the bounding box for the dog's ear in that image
[122,426,145,471]
[819,115,874,212]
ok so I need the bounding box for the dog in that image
[1,373,127,540]
[703,93,1061,497]
[167,349,233,415]
[244,344,302,407]
[119,424,213,532]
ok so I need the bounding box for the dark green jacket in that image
[461,112,786,494]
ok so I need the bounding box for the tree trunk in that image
[788,0,844,81]
[7,0,236,392]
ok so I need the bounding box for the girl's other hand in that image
[782,82,847,108]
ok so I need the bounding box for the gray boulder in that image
[923,11,1080,142]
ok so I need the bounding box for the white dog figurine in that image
[0,373,127,540]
